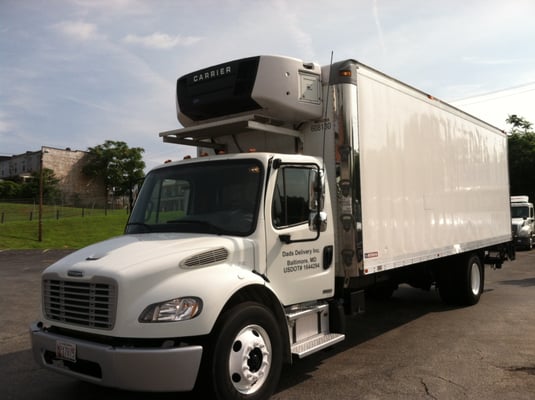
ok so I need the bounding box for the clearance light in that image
[164,159,172,164]
[248,148,257,152]
[200,152,209,157]
[183,155,192,159]
[339,70,352,77]
[217,150,226,154]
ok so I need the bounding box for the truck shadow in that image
[275,286,454,394]
[499,277,535,287]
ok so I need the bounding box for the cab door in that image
[264,158,335,306]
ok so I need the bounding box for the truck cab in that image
[511,196,535,249]
[31,56,344,400]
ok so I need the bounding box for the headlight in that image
[139,297,202,323]
[519,225,532,237]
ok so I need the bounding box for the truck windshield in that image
[126,159,264,236]
[511,206,530,219]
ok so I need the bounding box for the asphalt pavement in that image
[1,248,535,399]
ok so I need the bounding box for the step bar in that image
[286,302,345,358]
[291,332,345,358]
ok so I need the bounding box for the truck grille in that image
[43,278,117,330]
[512,224,518,235]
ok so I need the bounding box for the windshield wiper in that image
[125,222,153,233]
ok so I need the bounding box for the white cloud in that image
[372,0,386,56]
[2,0,535,164]
[52,20,103,40]
[71,0,151,16]
[123,32,201,49]
[452,83,535,129]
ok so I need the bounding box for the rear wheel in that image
[438,253,484,306]
[209,302,282,400]
[461,254,484,305]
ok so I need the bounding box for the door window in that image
[272,167,311,228]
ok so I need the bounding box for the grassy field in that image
[0,203,129,250]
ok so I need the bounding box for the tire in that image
[209,302,283,400]
[438,253,484,306]
[459,254,484,306]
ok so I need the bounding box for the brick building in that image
[0,146,106,206]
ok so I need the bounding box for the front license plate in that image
[56,340,77,363]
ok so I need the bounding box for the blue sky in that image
[1,0,535,170]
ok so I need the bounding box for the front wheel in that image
[210,302,283,400]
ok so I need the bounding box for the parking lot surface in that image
[1,249,535,399]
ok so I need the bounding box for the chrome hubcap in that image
[470,262,481,296]
[228,324,271,394]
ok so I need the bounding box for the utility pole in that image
[38,147,44,242]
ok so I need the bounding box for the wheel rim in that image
[228,324,272,395]
[470,261,481,296]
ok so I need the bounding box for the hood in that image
[44,233,256,280]
[512,218,527,227]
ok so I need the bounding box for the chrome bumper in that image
[30,322,203,392]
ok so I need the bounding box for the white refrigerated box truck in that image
[31,55,514,400]
[510,195,535,249]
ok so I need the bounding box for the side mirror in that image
[308,168,327,232]
[309,211,328,232]
[308,168,325,212]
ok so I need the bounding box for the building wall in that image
[0,146,106,206]
[0,151,40,180]
[42,147,106,206]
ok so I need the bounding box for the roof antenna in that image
[321,51,334,171]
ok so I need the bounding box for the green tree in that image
[506,114,533,134]
[506,115,535,201]
[0,179,22,198]
[83,140,145,210]
[18,169,61,202]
